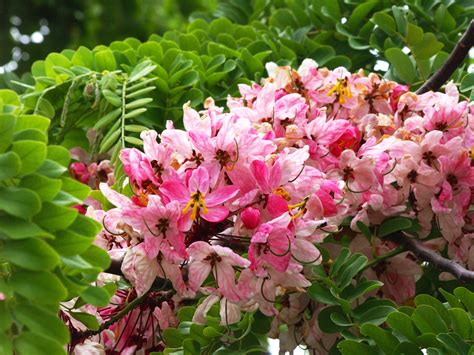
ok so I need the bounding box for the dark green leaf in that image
[412,305,449,334]
[14,331,66,355]
[338,340,377,355]
[385,48,416,83]
[10,270,67,305]
[360,323,399,354]
[387,311,419,341]
[378,217,412,238]
[357,305,396,325]
[448,308,471,339]
[80,286,111,307]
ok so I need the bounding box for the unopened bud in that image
[241,207,261,229]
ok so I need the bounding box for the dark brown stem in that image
[416,20,474,94]
[386,233,474,283]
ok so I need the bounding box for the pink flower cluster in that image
[85,60,473,351]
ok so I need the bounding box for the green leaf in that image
[360,323,399,354]
[0,187,41,219]
[163,328,185,348]
[47,145,70,167]
[436,333,469,354]
[337,254,368,289]
[15,114,50,132]
[102,89,121,107]
[15,304,70,344]
[434,5,456,33]
[94,50,117,71]
[129,60,157,82]
[453,287,474,314]
[406,24,423,46]
[392,6,407,36]
[10,270,67,305]
[80,286,111,307]
[372,12,396,35]
[0,215,51,239]
[0,113,16,152]
[0,301,12,331]
[439,288,464,309]
[61,177,90,201]
[125,97,153,109]
[37,159,68,178]
[0,334,12,355]
[69,312,100,330]
[356,221,372,241]
[94,108,122,130]
[414,294,450,326]
[387,311,419,341]
[412,305,449,334]
[318,306,346,333]
[81,245,111,270]
[19,174,61,202]
[178,306,196,322]
[33,202,78,232]
[460,73,474,92]
[1,238,60,270]
[0,151,21,180]
[14,331,66,355]
[346,1,378,31]
[341,280,383,301]
[385,48,417,83]
[448,308,471,339]
[393,342,422,354]
[11,140,47,175]
[378,217,412,238]
[338,340,377,355]
[411,33,444,60]
[357,305,396,325]
[308,283,340,305]
[330,247,350,276]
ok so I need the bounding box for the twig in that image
[72,292,146,341]
[385,233,474,283]
[363,246,405,271]
[416,20,474,94]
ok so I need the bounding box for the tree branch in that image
[386,233,474,283]
[416,20,474,94]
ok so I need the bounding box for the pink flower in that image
[160,166,239,223]
[187,241,250,301]
[249,213,293,273]
[141,195,186,261]
[70,162,90,184]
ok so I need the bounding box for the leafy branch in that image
[417,20,474,94]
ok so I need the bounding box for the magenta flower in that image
[160,166,239,223]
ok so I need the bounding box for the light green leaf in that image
[80,286,111,307]
[10,270,67,305]
[33,202,78,232]
[61,177,90,201]
[0,187,41,219]
[69,312,100,330]
[14,331,66,355]
[94,50,117,72]
[406,23,423,46]
[19,174,61,202]
[11,140,47,175]
[0,215,51,239]
[0,113,16,152]
[0,151,21,180]
[47,145,70,167]
[372,12,396,35]
[1,238,60,270]
[15,304,70,344]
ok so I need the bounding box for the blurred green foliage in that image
[0,0,216,74]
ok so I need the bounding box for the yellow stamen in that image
[273,186,291,201]
[327,78,352,104]
[182,191,208,220]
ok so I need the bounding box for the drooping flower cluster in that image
[81,60,473,352]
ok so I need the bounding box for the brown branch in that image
[386,233,474,283]
[416,20,474,94]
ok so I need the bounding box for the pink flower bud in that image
[241,207,261,229]
[69,162,90,184]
